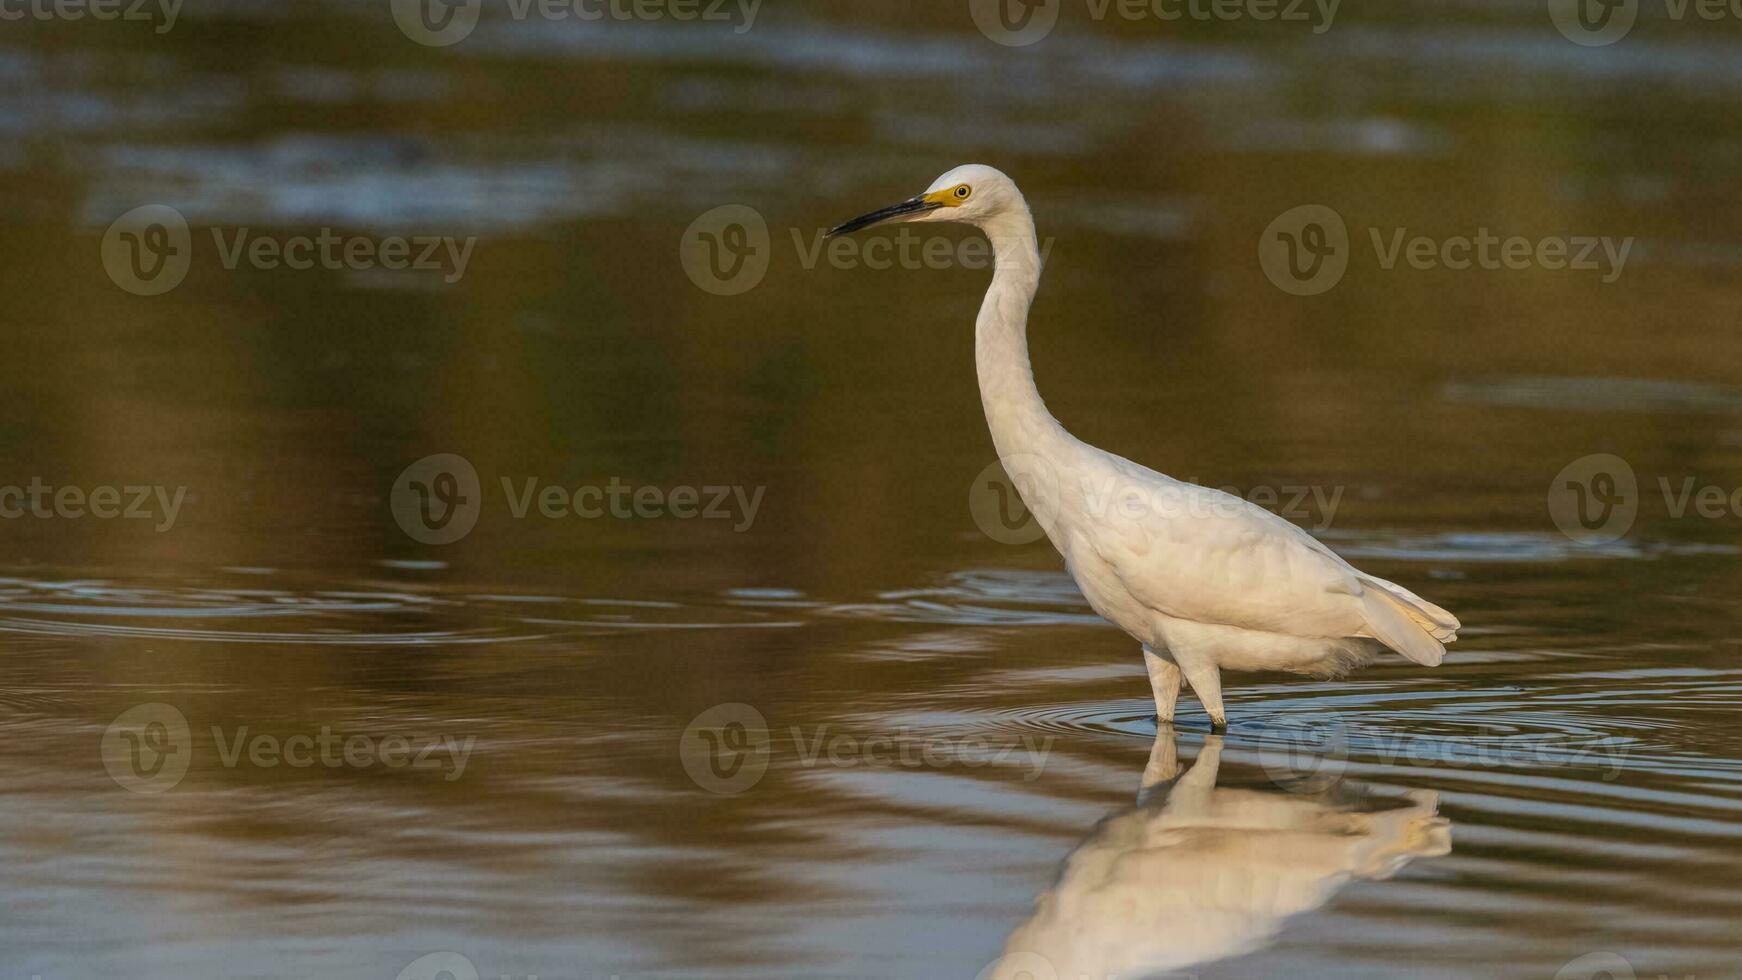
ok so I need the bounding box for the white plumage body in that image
[1033,445,1429,678]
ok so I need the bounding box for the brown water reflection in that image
[5,2,1742,978]
[990,733,1452,980]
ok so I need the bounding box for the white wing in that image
[1064,450,1458,663]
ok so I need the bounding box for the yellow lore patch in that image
[923,184,973,207]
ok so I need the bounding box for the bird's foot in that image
[1209,719,1228,734]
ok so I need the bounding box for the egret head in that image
[826,164,1024,237]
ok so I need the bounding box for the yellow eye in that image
[954,185,972,199]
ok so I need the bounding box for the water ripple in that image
[819,569,1102,627]
[0,577,796,645]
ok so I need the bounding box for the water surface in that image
[5,3,1742,978]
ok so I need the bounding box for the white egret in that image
[828,164,1460,730]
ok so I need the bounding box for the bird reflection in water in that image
[985,730,1451,980]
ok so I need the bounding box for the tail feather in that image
[1363,576,1459,642]
[1357,586,1448,667]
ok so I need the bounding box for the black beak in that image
[826,196,941,237]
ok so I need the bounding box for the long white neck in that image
[976,205,1068,460]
